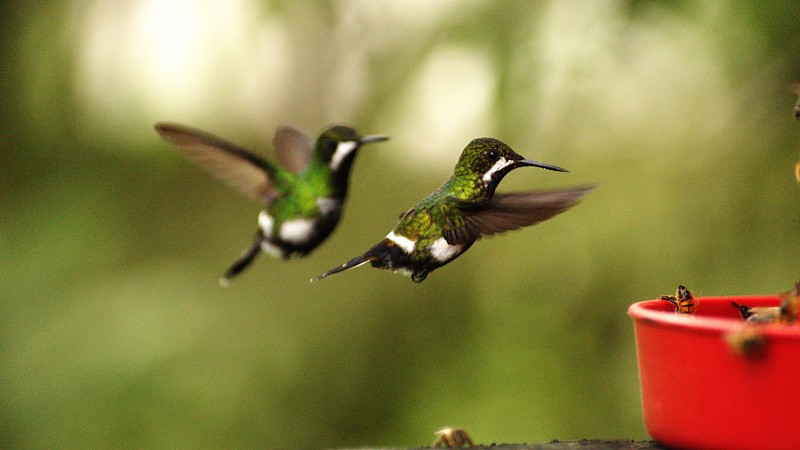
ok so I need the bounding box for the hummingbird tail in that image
[219,231,264,287]
[311,255,373,282]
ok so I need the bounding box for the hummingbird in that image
[313,137,594,283]
[154,122,389,285]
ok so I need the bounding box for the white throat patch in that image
[482,157,513,184]
[330,141,358,171]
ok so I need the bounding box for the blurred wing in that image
[442,185,596,245]
[273,125,312,173]
[155,122,277,202]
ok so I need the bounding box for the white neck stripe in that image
[482,157,513,184]
[330,141,358,171]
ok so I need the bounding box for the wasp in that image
[731,296,798,325]
[660,285,696,314]
[778,292,799,324]
[433,427,474,448]
[730,302,780,324]
[726,325,767,357]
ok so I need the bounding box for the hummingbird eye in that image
[486,150,499,161]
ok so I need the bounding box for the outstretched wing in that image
[154,122,278,202]
[441,185,596,245]
[273,125,312,173]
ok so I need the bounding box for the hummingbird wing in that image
[273,125,312,173]
[441,185,596,245]
[155,122,279,202]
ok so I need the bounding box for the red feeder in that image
[629,296,800,450]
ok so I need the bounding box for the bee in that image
[779,279,800,302]
[778,294,799,324]
[659,285,696,314]
[731,296,798,325]
[730,302,780,323]
[726,325,767,357]
[433,427,474,448]
[795,162,800,183]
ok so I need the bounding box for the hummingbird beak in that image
[360,135,390,145]
[516,159,569,172]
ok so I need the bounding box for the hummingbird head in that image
[315,126,389,173]
[455,137,568,188]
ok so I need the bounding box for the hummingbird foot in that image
[219,231,264,286]
[411,270,428,283]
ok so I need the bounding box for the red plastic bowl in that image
[629,295,800,450]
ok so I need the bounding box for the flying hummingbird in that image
[154,122,389,285]
[313,137,594,283]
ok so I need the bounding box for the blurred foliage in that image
[3,0,800,448]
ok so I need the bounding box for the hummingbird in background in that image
[154,122,389,285]
[313,137,595,283]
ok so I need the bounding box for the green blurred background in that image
[3,1,800,448]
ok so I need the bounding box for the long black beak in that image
[517,159,569,172]
[360,135,390,144]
